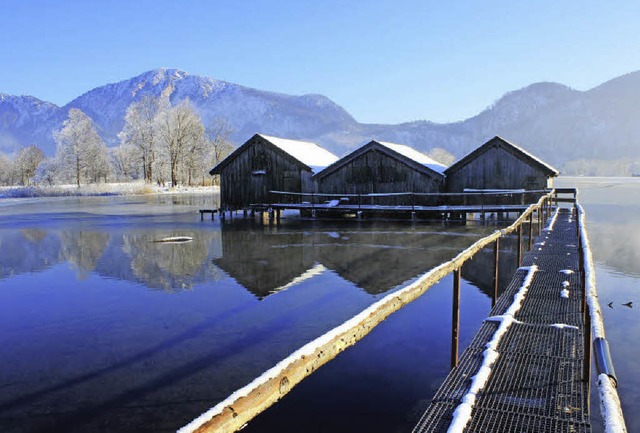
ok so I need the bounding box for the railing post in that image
[451,268,461,369]
[493,238,500,307]
[517,224,523,266]
[528,211,534,250]
[537,204,542,236]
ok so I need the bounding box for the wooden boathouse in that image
[445,136,559,192]
[210,133,338,211]
[313,140,446,199]
[209,134,561,221]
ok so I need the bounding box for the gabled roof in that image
[376,141,447,174]
[444,136,560,177]
[210,133,339,175]
[314,140,446,180]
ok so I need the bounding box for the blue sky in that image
[2,0,639,124]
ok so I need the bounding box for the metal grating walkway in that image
[413,208,591,433]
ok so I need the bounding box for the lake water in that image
[0,193,514,433]
[0,179,635,433]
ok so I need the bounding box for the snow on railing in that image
[577,204,627,433]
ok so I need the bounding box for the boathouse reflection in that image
[214,222,514,299]
[1,222,518,297]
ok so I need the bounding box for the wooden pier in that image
[217,189,552,222]
[182,189,626,433]
[412,204,602,432]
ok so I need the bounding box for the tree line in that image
[0,95,234,187]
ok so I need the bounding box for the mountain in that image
[2,68,640,173]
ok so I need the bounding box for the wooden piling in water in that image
[451,268,461,369]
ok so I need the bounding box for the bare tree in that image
[205,118,235,185]
[55,108,108,187]
[0,153,13,185]
[111,143,140,181]
[118,95,161,183]
[156,99,205,187]
[14,145,45,185]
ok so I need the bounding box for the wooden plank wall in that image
[446,146,550,192]
[316,150,444,205]
[219,137,308,209]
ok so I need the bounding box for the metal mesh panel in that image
[413,208,591,433]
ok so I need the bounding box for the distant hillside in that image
[2,68,640,174]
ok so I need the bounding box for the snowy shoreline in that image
[0,183,219,199]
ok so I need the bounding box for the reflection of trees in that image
[122,231,212,291]
[60,231,110,279]
[0,229,62,278]
[20,229,48,243]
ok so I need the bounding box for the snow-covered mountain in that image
[2,68,640,171]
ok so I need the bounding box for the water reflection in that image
[0,228,224,291]
[214,220,514,298]
[0,218,517,298]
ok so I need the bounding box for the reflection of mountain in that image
[215,223,503,297]
[213,224,316,298]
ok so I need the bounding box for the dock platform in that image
[413,207,591,433]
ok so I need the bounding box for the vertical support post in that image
[493,238,500,307]
[528,211,534,250]
[537,205,542,236]
[517,224,523,266]
[200,211,204,221]
[584,311,592,386]
[451,268,461,369]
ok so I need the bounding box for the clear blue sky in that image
[2,0,639,124]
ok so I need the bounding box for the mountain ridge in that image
[1,68,639,173]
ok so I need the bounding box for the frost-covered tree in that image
[34,157,60,186]
[118,95,161,183]
[14,145,45,185]
[156,99,205,186]
[110,143,140,181]
[55,108,109,186]
[0,153,13,185]
[205,118,234,185]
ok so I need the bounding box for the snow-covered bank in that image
[0,183,219,199]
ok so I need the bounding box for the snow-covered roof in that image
[259,134,339,173]
[377,141,447,174]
